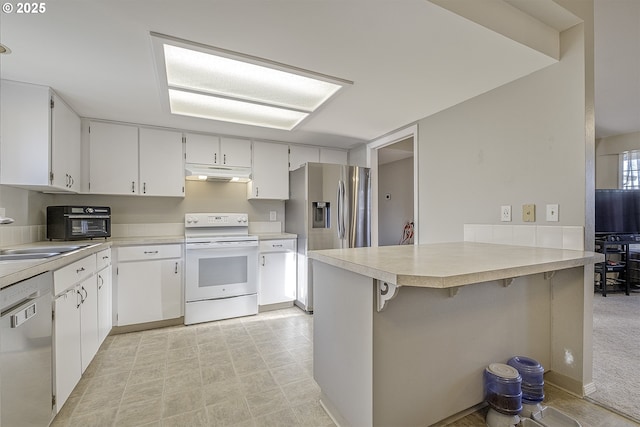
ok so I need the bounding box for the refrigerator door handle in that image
[336,181,342,239]
[339,180,346,240]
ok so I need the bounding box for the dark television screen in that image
[595,189,640,234]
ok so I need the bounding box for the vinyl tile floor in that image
[51,307,334,427]
[51,306,639,427]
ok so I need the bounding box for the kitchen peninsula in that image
[309,242,604,427]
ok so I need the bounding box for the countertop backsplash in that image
[0,224,46,246]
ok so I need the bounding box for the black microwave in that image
[47,206,111,240]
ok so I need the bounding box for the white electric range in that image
[184,213,258,325]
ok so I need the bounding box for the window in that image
[621,151,640,189]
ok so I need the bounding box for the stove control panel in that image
[185,213,248,227]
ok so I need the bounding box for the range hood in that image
[185,163,252,182]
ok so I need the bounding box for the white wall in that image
[595,131,640,188]
[0,181,283,236]
[417,22,591,244]
[378,157,414,246]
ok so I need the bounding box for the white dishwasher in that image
[258,238,297,310]
[0,272,54,427]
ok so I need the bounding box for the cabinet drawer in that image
[96,248,112,270]
[259,239,295,253]
[54,255,96,295]
[117,244,182,262]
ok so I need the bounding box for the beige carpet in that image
[590,292,640,423]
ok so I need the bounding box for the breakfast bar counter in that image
[308,242,603,426]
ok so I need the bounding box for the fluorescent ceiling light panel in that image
[169,89,308,130]
[151,33,351,130]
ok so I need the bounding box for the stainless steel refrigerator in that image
[285,163,371,312]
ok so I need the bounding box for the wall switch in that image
[546,204,559,222]
[522,204,536,222]
[501,205,511,222]
[269,211,277,221]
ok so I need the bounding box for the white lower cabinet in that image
[79,275,99,372]
[54,252,105,412]
[54,287,82,412]
[116,244,183,326]
[96,248,112,345]
[258,239,296,308]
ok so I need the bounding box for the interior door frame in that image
[366,124,419,247]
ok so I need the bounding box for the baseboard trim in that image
[110,317,184,334]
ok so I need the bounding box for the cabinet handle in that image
[144,250,159,255]
[98,274,104,290]
[214,153,217,164]
[223,153,226,164]
[82,286,88,301]
[102,255,109,260]
[76,289,82,308]
[143,182,147,194]
[273,244,283,248]
[131,181,136,193]
[256,187,259,197]
[175,262,178,274]
[76,267,85,274]
[262,255,265,266]
[70,175,74,188]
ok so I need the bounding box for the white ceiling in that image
[1,0,633,148]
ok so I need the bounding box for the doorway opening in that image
[378,138,414,246]
[367,124,418,247]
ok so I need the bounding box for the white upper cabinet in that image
[320,147,348,165]
[88,122,184,196]
[0,80,81,192]
[185,133,251,168]
[139,127,184,196]
[248,141,289,200]
[89,121,139,195]
[289,145,320,171]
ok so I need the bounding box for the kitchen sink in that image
[0,244,90,262]
[0,252,61,261]
[0,245,88,255]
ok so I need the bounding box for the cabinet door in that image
[89,121,139,195]
[185,133,220,165]
[51,93,81,191]
[248,141,289,200]
[319,148,348,165]
[54,288,82,411]
[161,259,183,320]
[117,258,182,325]
[0,80,51,188]
[139,127,185,196]
[220,137,252,168]
[79,275,99,373]
[289,145,319,171]
[259,252,296,305]
[97,265,112,345]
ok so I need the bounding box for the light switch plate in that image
[523,204,536,222]
[546,204,559,222]
[501,205,511,222]
[269,211,277,221]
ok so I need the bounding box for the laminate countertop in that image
[309,241,604,288]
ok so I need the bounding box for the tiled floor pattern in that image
[51,307,334,427]
[51,306,639,427]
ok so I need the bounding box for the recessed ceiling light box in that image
[150,32,352,130]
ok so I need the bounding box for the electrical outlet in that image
[269,211,277,221]
[522,204,536,222]
[501,205,511,222]
[546,204,559,222]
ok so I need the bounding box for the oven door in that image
[67,215,110,239]
[185,243,258,302]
